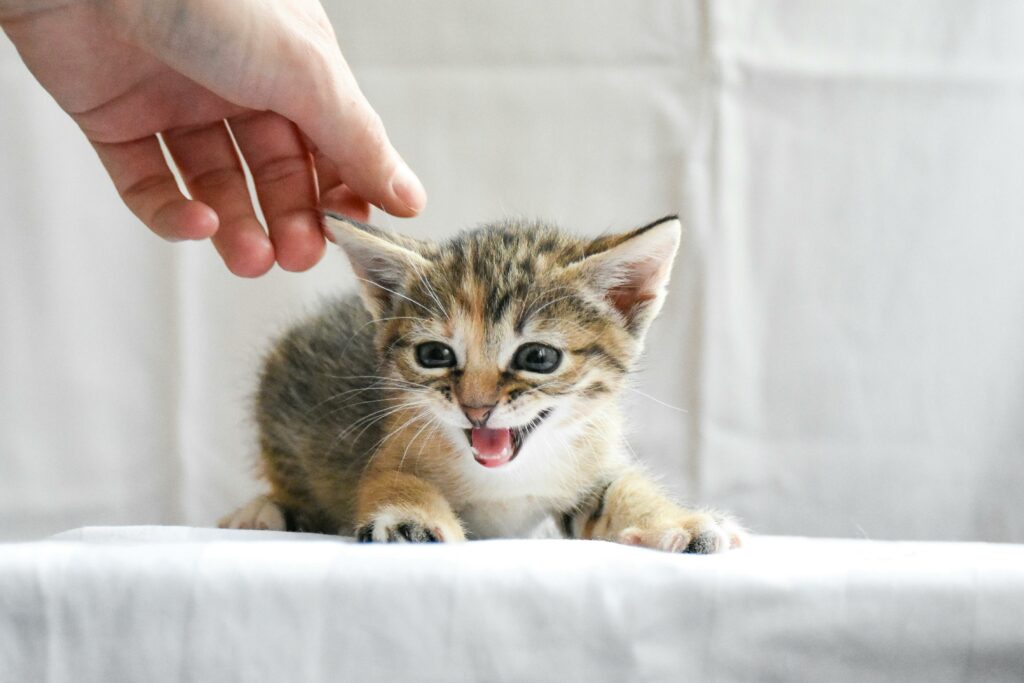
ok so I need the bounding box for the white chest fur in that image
[457,498,557,539]
[434,415,627,538]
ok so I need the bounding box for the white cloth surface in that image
[3,1,1024,541]
[0,526,1022,682]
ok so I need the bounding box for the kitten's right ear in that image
[325,213,431,317]
[570,216,682,338]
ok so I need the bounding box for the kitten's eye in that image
[415,342,457,369]
[513,343,562,374]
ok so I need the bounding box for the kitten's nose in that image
[462,404,495,428]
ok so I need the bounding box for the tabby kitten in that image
[220,213,744,553]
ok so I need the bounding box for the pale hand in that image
[0,0,427,276]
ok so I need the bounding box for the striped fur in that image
[222,214,744,553]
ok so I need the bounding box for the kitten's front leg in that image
[355,470,466,543]
[563,471,746,554]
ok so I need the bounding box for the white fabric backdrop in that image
[2,1,1023,541]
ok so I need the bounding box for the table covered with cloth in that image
[1,526,1021,682]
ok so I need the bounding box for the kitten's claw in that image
[618,513,746,554]
[217,494,286,531]
[355,509,458,543]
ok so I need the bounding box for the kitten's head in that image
[328,214,681,469]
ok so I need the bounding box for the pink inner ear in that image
[608,285,657,320]
[603,254,667,322]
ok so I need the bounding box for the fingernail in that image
[389,161,427,214]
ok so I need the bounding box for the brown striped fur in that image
[220,214,745,553]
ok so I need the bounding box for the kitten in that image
[220,213,745,553]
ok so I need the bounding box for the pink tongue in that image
[471,428,514,467]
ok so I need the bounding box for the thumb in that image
[281,57,426,217]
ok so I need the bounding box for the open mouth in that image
[465,409,552,468]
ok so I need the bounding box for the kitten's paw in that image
[355,508,464,544]
[618,512,746,554]
[217,495,286,531]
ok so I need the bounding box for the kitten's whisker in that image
[306,380,419,413]
[371,315,430,325]
[310,383,397,405]
[322,374,427,387]
[528,293,581,318]
[520,379,572,393]
[313,387,430,422]
[409,257,450,321]
[621,435,640,461]
[522,284,575,313]
[330,404,411,441]
[353,276,434,315]
[315,374,435,400]
[626,388,689,413]
[382,328,422,354]
[334,315,431,360]
[411,416,440,473]
[332,399,431,444]
[332,396,422,410]
[514,380,574,403]
[325,404,426,464]
[360,412,423,476]
[364,406,434,462]
[398,413,437,473]
[348,399,431,436]
[531,316,598,336]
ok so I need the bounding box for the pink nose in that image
[463,405,495,427]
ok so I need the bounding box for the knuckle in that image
[251,154,311,186]
[189,166,243,191]
[120,173,176,202]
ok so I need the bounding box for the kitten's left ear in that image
[572,216,682,337]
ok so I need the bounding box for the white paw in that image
[355,508,463,543]
[618,512,747,554]
[217,495,286,531]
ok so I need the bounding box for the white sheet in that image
[3,2,1024,542]
[1,527,1022,682]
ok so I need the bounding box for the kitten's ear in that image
[325,213,431,317]
[573,216,682,337]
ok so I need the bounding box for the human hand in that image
[0,0,426,276]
